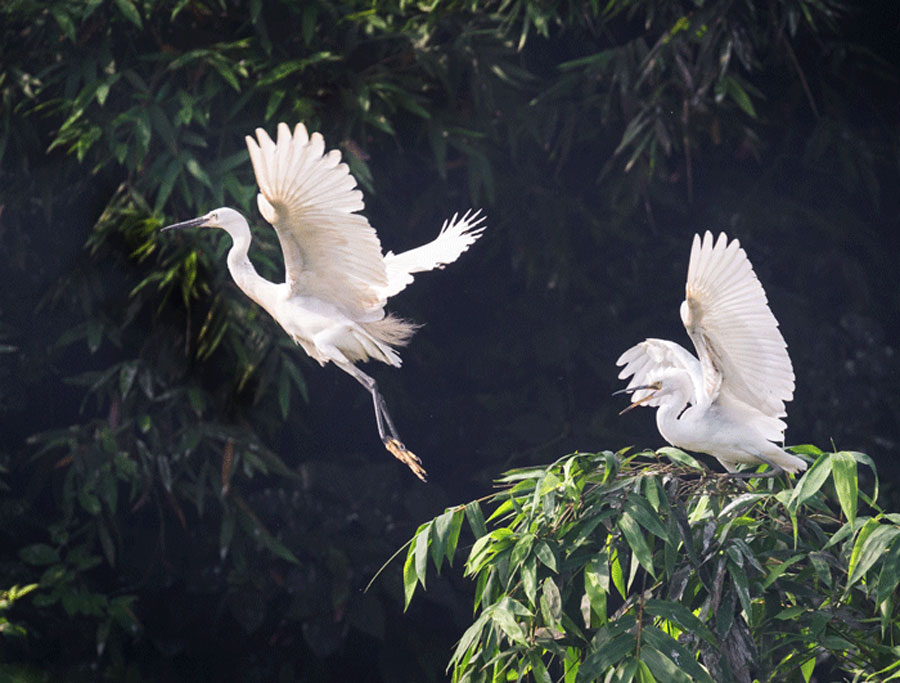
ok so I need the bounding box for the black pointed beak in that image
[613,384,659,415]
[161,216,209,232]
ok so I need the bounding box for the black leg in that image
[338,363,427,482]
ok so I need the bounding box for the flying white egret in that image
[615,232,806,476]
[162,122,486,481]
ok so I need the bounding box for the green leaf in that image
[415,522,432,589]
[644,599,716,647]
[576,633,636,683]
[729,560,752,616]
[615,113,652,157]
[236,506,299,565]
[535,540,558,573]
[445,508,465,567]
[847,524,900,588]
[610,547,627,599]
[640,645,693,683]
[492,597,530,645]
[450,611,490,667]
[185,156,214,190]
[558,50,615,71]
[657,447,703,470]
[641,626,714,683]
[541,577,562,624]
[465,501,487,538]
[625,496,667,539]
[775,605,805,620]
[789,453,832,512]
[832,451,858,525]
[570,510,615,550]
[113,0,143,29]
[523,556,538,607]
[78,489,102,515]
[19,544,60,566]
[403,537,418,611]
[876,538,900,605]
[51,7,76,42]
[763,554,805,588]
[801,656,815,682]
[717,75,757,118]
[618,511,655,578]
[431,508,456,572]
[510,533,535,570]
[584,557,609,627]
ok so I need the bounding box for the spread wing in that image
[616,338,704,408]
[379,210,486,300]
[245,122,388,320]
[680,231,794,418]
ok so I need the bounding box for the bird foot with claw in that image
[384,438,427,482]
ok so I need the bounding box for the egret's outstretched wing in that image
[616,338,704,407]
[246,122,388,320]
[379,210,487,299]
[680,231,794,417]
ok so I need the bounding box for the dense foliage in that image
[404,448,900,682]
[1,0,898,679]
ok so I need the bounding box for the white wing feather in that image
[616,338,704,408]
[680,231,794,418]
[246,122,388,320]
[379,210,487,299]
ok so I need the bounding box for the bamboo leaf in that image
[876,538,900,606]
[431,508,456,572]
[465,501,487,539]
[576,633,636,683]
[415,522,432,589]
[618,511,656,578]
[657,447,703,470]
[832,451,858,525]
[535,540,558,573]
[113,0,143,28]
[403,536,418,610]
[847,524,900,588]
[644,599,716,647]
[789,453,832,512]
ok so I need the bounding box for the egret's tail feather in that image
[773,449,808,474]
[760,445,808,474]
[345,315,420,367]
[379,209,486,299]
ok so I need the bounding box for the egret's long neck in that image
[654,371,695,444]
[221,218,280,309]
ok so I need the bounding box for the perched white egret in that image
[162,122,486,481]
[615,232,806,476]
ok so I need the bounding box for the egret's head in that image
[161,207,245,234]
[613,379,662,415]
[613,368,691,415]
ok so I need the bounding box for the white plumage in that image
[616,232,806,475]
[163,122,486,481]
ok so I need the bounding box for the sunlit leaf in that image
[832,451,858,525]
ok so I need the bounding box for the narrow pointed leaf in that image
[832,451,858,525]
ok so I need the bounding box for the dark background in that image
[1,1,898,680]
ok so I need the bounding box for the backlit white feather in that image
[681,231,794,417]
[615,232,805,475]
[164,121,486,481]
[380,210,486,299]
[616,338,703,408]
[246,122,388,320]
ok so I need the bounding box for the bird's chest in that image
[657,403,734,452]
[270,295,352,341]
